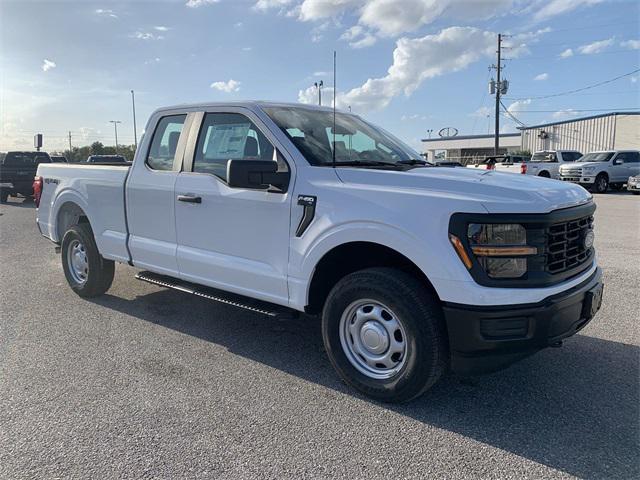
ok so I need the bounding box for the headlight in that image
[465,224,536,279]
[582,167,595,174]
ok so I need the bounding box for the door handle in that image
[177,195,202,204]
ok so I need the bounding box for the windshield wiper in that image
[396,159,429,166]
[332,160,397,167]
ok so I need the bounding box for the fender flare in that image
[50,189,92,242]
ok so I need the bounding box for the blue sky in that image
[1,0,639,152]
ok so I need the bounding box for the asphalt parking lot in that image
[1,192,638,479]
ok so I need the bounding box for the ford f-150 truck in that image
[558,150,640,193]
[34,102,603,403]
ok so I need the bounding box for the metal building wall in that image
[520,114,617,154]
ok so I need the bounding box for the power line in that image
[505,68,640,100]
[499,107,640,113]
[500,100,527,127]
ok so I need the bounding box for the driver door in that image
[174,109,293,306]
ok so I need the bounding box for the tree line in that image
[57,142,137,162]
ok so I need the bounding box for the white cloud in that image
[299,0,511,37]
[630,76,638,83]
[95,8,118,18]
[506,98,531,115]
[299,0,361,21]
[534,72,549,81]
[621,39,640,50]
[470,106,492,118]
[577,38,614,55]
[254,0,294,11]
[559,48,573,58]
[242,46,253,51]
[313,71,329,77]
[154,26,170,31]
[235,22,244,28]
[298,84,335,106]
[401,113,428,121]
[325,26,540,112]
[210,79,241,92]
[132,31,164,40]
[530,0,603,22]
[552,109,579,120]
[340,25,377,48]
[144,57,161,65]
[186,0,220,7]
[42,59,56,72]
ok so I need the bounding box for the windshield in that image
[578,152,614,162]
[263,106,422,166]
[531,152,557,162]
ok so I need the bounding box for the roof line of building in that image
[422,133,520,142]
[517,111,640,130]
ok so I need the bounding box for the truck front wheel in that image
[322,267,447,403]
[593,173,609,193]
[61,223,115,297]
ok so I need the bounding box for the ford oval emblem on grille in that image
[583,229,595,250]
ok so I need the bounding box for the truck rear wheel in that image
[61,223,115,297]
[322,267,447,403]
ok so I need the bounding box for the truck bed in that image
[36,163,131,263]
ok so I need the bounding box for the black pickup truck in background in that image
[0,151,52,203]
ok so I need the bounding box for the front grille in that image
[545,216,594,274]
[561,168,582,176]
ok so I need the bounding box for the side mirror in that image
[613,159,623,165]
[227,159,290,192]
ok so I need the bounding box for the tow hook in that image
[550,341,563,348]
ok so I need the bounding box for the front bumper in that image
[560,175,595,184]
[627,182,640,191]
[442,267,603,374]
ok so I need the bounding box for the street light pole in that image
[314,80,323,106]
[131,90,138,149]
[109,120,122,154]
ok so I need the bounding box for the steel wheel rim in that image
[339,299,407,380]
[67,239,88,284]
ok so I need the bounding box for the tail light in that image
[520,163,527,174]
[486,163,495,171]
[33,176,43,207]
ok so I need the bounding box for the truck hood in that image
[560,161,604,169]
[335,166,592,214]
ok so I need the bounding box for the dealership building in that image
[422,112,640,163]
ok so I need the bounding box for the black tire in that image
[592,173,608,193]
[538,171,550,178]
[321,267,448,403]
[0,190,8,203]
[61,223,115,297]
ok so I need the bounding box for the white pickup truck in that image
[558,150,640,193]
[493,150,583,178]
[35,102,603,403]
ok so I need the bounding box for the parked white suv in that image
[34,102,603,402]
[559,150,640,193]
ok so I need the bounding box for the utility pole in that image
[131,90,138,149]
[109,120,122,153]
[494,33,502,155]
[68,131,72,151]
[314,80,323,106]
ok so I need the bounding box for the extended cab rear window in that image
[146,115,187,171]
